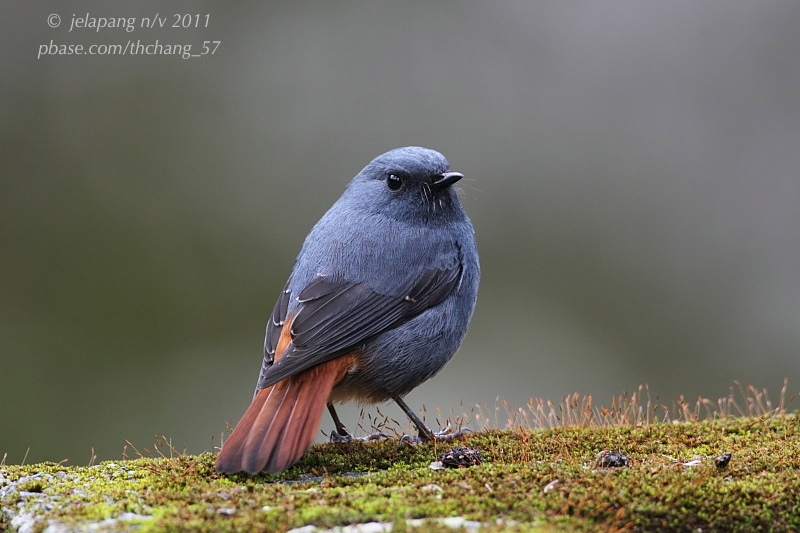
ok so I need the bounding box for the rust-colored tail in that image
[215,358,351,475]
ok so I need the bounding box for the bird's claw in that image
[400,424,472,444]
[435,424,472,441]
[330,430,388,444]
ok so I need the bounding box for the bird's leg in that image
[327,403,350,440]
[392,396,472,444]
[327,403,387,443]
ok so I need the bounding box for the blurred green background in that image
[3,1,799,464]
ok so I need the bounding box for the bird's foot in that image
[400,423,472,444]
[329,430,388,444]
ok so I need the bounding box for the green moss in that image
[2,415,799,532]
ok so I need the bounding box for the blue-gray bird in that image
[215,147,480,475]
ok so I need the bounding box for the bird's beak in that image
[431,171,463,189]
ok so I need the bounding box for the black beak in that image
[431,171,463,190]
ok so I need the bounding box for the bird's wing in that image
[256,263,462,391]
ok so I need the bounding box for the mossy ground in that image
[2,415,799,532]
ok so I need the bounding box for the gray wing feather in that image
[256,264,462,390]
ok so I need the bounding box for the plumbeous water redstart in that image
[215,146,480,475]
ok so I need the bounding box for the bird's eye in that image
[386,174,404,191]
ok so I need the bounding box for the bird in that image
[215,146,480,475]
